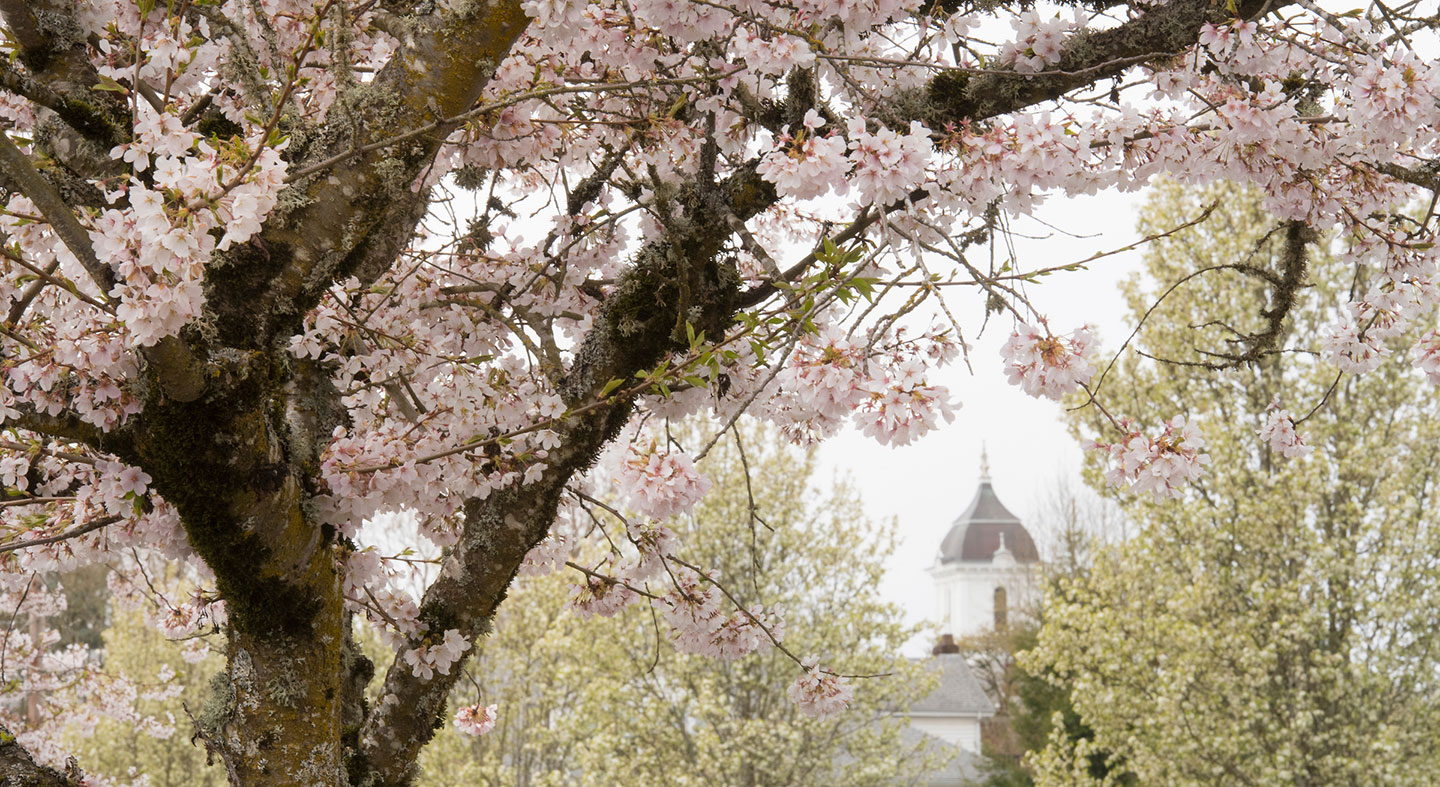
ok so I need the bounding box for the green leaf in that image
[94,75,129,94]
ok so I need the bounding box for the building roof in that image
[900,727,988,786]
[937,477,1040,564]
[909,653,996,716]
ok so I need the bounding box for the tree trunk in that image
[124,362,353,786]
[206,586,347,786]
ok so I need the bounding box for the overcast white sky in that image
[815,188,1150,650]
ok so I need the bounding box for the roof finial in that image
[980,443,991,482]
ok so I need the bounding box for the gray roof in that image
[900,727,988,786]
[938,480,1039,563]
[909,654,996,716]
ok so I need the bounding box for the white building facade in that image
[928,457,1041,640]
[900,456,1044,785]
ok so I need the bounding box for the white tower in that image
[928,450,1040,640]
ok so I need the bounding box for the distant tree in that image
[63,602,226,787]
[968,479,1132,787]
[49,565,108,652]
[410,421,943,786]
[1026,181,1440,786]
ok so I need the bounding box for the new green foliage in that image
[63,604,226,787]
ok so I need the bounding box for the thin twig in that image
[0,572,35,683]
[0,515,121,554]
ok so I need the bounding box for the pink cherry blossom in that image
[1412,330,1440,385]
[1322,323,1387,374]
[519,534,570,577]
[787,658,853,719]
[1093,416,1212,499]
[116,466,152,497]
[453,703,498,736]
[659,567,723,648]
[403,629,471,680]
[1000,322,1098,400]
[569,569,637,619]
[757,115,850,200]
[1257,401,1313,459]
[613,442,711,521]
[846,119,934,206]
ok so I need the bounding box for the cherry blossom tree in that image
[0,0,1436,783]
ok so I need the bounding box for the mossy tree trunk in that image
[120,356,349,784]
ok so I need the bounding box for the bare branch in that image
[0,134,114,294]
[0,514,121,555]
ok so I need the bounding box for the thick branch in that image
[729,0,1283,304]
[10,401,129,451]
[1376,160,1440,190]
[204,1,530,349]
[922,0,1275,128]
[357,175,750,784]
[0,0,129,146]
[0,133,112,294]
[0,727,79,786]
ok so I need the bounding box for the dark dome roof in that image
[938,480,1039,563]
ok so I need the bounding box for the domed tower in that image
[929,450,1040,639]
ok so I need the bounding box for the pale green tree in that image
[969,478,1133,787]
[62,603,226,787]
[1025,181,1440,787]
[408,421,944,786]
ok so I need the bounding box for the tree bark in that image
[0,726,78,787]
[213,617,347,786]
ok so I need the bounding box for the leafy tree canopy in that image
[1027,181,1440,787]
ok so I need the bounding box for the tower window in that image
[993,586,1008,628]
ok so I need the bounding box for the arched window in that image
[993,586,1008,629]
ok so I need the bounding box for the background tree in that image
[62,603,227,787]
[1024,180,1440,786]
[973,623,1136,787]
[410,420,942,786]
[969,479,1132,787]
